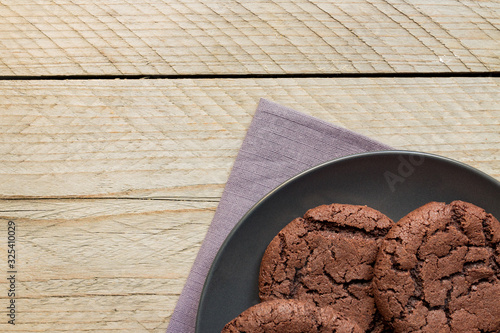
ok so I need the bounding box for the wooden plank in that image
[1,0,499,76]
[0,77,498,199]
[0,202,216,332]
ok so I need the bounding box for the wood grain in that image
[1,77,498,198]
[1,0,499,76]
[0,203,215,332]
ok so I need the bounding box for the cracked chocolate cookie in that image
[259,203,394,332]
[222,299,363,333]
[373,200,500,333]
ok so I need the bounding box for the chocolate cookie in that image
[373,200,500,333]
[259,203,394,332]
[222,299,363,333]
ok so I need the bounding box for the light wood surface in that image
[1,78,499,199]
[0,0,499,332]
[1,0,499,76]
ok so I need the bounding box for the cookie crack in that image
[312,221,382,239]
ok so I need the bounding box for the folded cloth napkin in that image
[166,99,392,333]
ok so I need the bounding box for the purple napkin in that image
[166,99,392,332]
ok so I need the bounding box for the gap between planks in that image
[0,196,220,202]
[0,71,499,81]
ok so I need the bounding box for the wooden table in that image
[0,0,498,331]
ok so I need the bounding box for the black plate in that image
[195,151,500,332]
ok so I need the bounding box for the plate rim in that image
[195,149,500,331]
